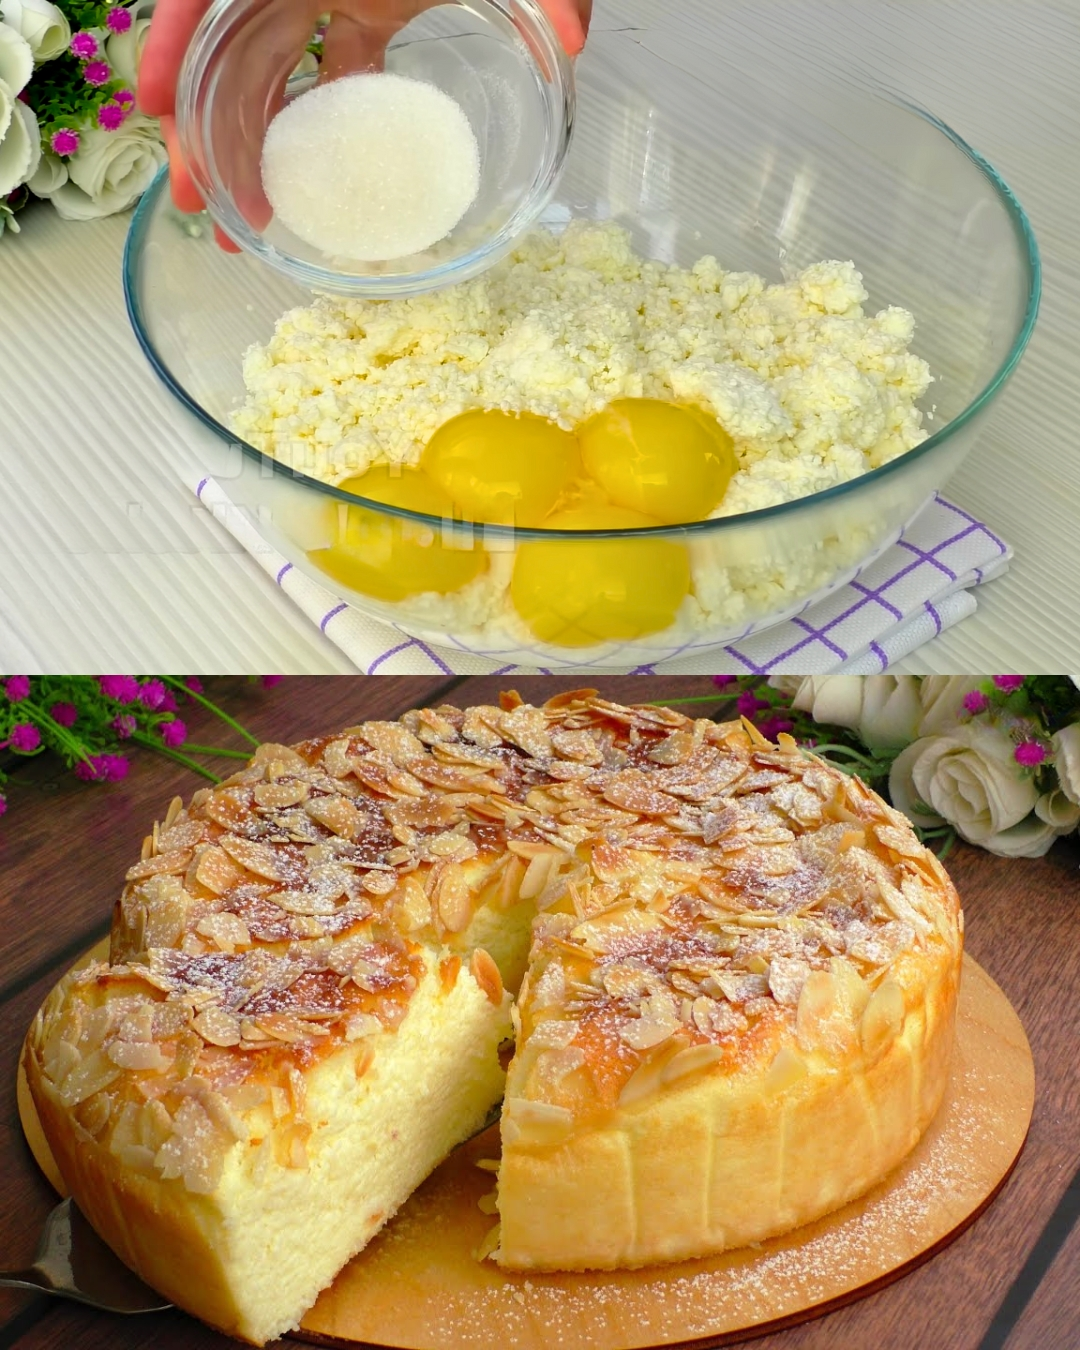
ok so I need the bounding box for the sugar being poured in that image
[261,72,481,263]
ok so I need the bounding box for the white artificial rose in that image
[0,69,40,198]
[980,813,1061,859]
[1051,724,1080,808]
[1034,787,1080,834]
[0,20,32,92]
[916,675,985,737]
[25,143,65,194]
[767,677,805,698]
[888,723,1039,846]
[857,676,922,753]
[787,675,921,753]
[790,677,865,731]
[0,0,69,62]
[105,0,154,90]
[41,112,166,220]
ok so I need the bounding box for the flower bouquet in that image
[0,674,284,817]
[0,0,163,234]
[754,675,1080,859]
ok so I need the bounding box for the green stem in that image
[642,696,751,707]
[181,744,253,760]
[20,705,95,767]
[130,731,222,783]
[159,677,260,748]
[809,742,891,774]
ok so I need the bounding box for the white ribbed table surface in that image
[1,0,1077,675]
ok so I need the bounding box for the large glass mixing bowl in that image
[125,22,1040,673]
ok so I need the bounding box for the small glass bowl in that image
[175,0,575,297]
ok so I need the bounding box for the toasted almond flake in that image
[662,1042,725,1084]
[305,794,363,838]
[861,979,905,1058]
[193,1006,242,1047]
[195,911,251,954]
[219,835,285,882]
[475,1222,502,1263]
[763,1045,808,1093]
[502,1098,573,1147]
[345,1013,383,1041]
[125,849,194,881]
[253,780,311,810]
[436,870,473,934]
[164,796,184,828]
[477,1192,499,1215]
[470,949,504,1006]
[106,1038,171,1071]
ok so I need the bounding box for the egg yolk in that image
[422,410,580,527]
[307,465,485,602]
[511,504,691,647]
[578,398,737,524]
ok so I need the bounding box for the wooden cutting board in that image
[19,951,1033,1350]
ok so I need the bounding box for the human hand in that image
[138,0,593,252]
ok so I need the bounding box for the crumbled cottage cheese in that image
[232,221,933,647]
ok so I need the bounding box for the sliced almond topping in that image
[193,1006,242,1047]
[861,979,905,1058]
[470,949,504,1006]
[253,780,311,810]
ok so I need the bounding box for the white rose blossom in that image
[1050,724,1080,809]
[915,676,985,737]
[888,723,1040,852]
[0,20,39,199]
[35,112,166,220]
[782,675,922,753]
[0,0,68,62]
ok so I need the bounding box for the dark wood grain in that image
[1003,1195,1080,1350]
[2,677,1077,1350]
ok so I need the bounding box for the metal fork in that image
[0,1199,171,1313]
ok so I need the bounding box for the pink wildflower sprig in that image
[1,676,281,820]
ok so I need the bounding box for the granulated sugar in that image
[261,72,480,262]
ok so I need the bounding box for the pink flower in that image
[50,702,78,727]
[106,6,133,33]
[75,753,129,782]
[0,794,7,818]
[993,676,1025,694]
[4,675,31,701]
[160,719,187,749]
[184,676,204,694]
[70,31,99,59]
[98,675,139,703]
[112,714,137,739]
[139,679,167,709]
[712,675,737,689]
[160,691,178,712]
[98,103,125,130]
[9,724,41,752]
[115,88,135,108]
[102,754,130,781]
[736,690,768,719]
[261,675,284,688]
[50,129,80,157]
[963,690,989,716]
[757,716,794,742]
[1014,741,1047,767]
[83,61,111,87]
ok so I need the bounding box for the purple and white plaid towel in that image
[192,475,1010,675]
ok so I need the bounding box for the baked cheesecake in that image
[25,692,962,1342]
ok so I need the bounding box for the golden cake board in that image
[19,950,1033,1350]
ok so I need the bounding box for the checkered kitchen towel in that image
[193,476,1010,675]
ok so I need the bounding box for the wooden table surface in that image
[1,677,1077,1350]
